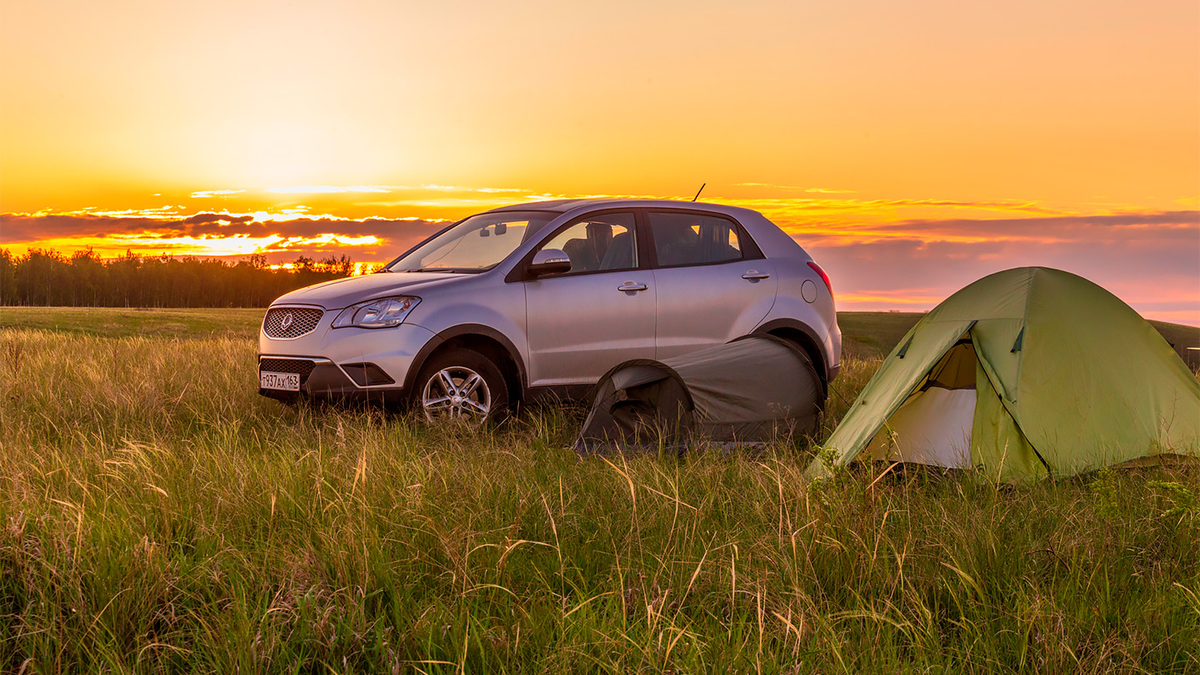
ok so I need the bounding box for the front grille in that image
[263,307,323,339]
[259,358,316,384]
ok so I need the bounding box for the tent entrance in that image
[865,337,978,468]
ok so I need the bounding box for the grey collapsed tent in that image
[575,335,823,452]
[806,267,1200,482]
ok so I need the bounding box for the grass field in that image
[0,307,264,340]
[1,308,1198,673]
[1,306,1194,362]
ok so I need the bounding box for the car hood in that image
[271,271,468,309]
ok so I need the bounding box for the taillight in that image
[807,261,833,300]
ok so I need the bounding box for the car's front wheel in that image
[415,349,508,423]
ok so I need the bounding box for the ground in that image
[1,307,1197,673]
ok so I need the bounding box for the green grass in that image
[1154,321,1200,370]
[1,310,1198,673]
[1,306,1193,361]
[836,312,927,359]
[0,306,264,339]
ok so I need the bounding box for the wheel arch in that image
[405,324,527,405]
[752,318,833,392]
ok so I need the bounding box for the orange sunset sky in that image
[1,0,1197,323]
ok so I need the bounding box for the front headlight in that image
[331,296,421,329]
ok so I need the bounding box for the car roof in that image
[484,197,801,259]
[486,197,758,218]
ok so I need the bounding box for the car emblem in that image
[280,312,294,330]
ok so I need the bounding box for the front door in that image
[524,211,656,387]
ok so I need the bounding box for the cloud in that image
[2,205,1195,324]
[722,196,1061,219]
[788,210,1199,246]
[0,211,447,263]
[180,212,254,225]
[793,210,1200,323]
[733,183,856,194]
[417,185,523,193]
[267,185,391,194]
[190,189,245,198]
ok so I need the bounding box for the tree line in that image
[0,248,359,307]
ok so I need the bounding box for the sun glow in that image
[0,0,1195,322]
[267,186,390,194]
[266,261,382,276]
[4,233,384,259]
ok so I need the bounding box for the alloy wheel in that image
[421,366,491,422]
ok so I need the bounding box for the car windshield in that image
[386,211,557,273]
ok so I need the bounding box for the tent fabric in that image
[575,334,822,452]
[575,359,694,451]
[807,267,1200,482]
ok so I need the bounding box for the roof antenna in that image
[691,182,706,202]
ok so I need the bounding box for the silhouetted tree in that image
[0,248,357,308]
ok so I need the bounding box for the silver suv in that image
[258,199,841,420]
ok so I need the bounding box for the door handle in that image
[742,270,771,280]
[617,281,648,292]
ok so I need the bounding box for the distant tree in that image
[70,248,104,306]
[318,254,353,277]
[0,248,355,308]
[15,249,70,305]
[0,249,18,305]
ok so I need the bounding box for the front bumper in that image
[257,356,409,403]
[257,316,437,404]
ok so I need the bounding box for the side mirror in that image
[528,249,572,277]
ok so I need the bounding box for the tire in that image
[413,349,509,424]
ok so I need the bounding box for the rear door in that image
[523,211,657,387]
[646,209,778,361]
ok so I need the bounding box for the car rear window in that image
[647,212,743,267]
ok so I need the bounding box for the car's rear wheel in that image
[415,349,508,423]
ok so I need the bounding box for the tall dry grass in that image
[1,328,1197,673]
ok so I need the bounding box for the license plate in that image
[260,371,300,391]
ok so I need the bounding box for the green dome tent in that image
[807,267,1200,482]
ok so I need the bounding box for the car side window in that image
[536,212,638,274]
[648,212,743,267]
